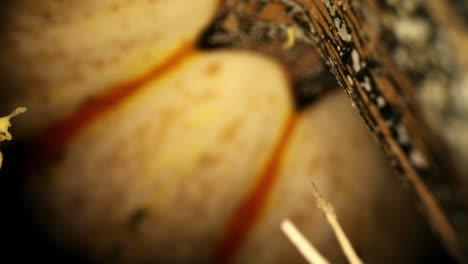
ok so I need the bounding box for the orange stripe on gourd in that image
[28,51,295,263]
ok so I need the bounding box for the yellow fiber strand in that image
[0,107,27,168]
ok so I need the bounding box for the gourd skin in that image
[0,1,428,263]
[30,51,295,263]
[0,0,219,137]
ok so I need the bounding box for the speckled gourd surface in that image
[0,1,431,263]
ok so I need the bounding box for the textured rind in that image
[28,51,293,263]
[0,0,218,137]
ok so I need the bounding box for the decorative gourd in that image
[0,1,430,263]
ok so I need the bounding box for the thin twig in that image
[281,219,330,264]
[310,183,363,264]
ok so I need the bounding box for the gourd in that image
[0,1,433,263]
